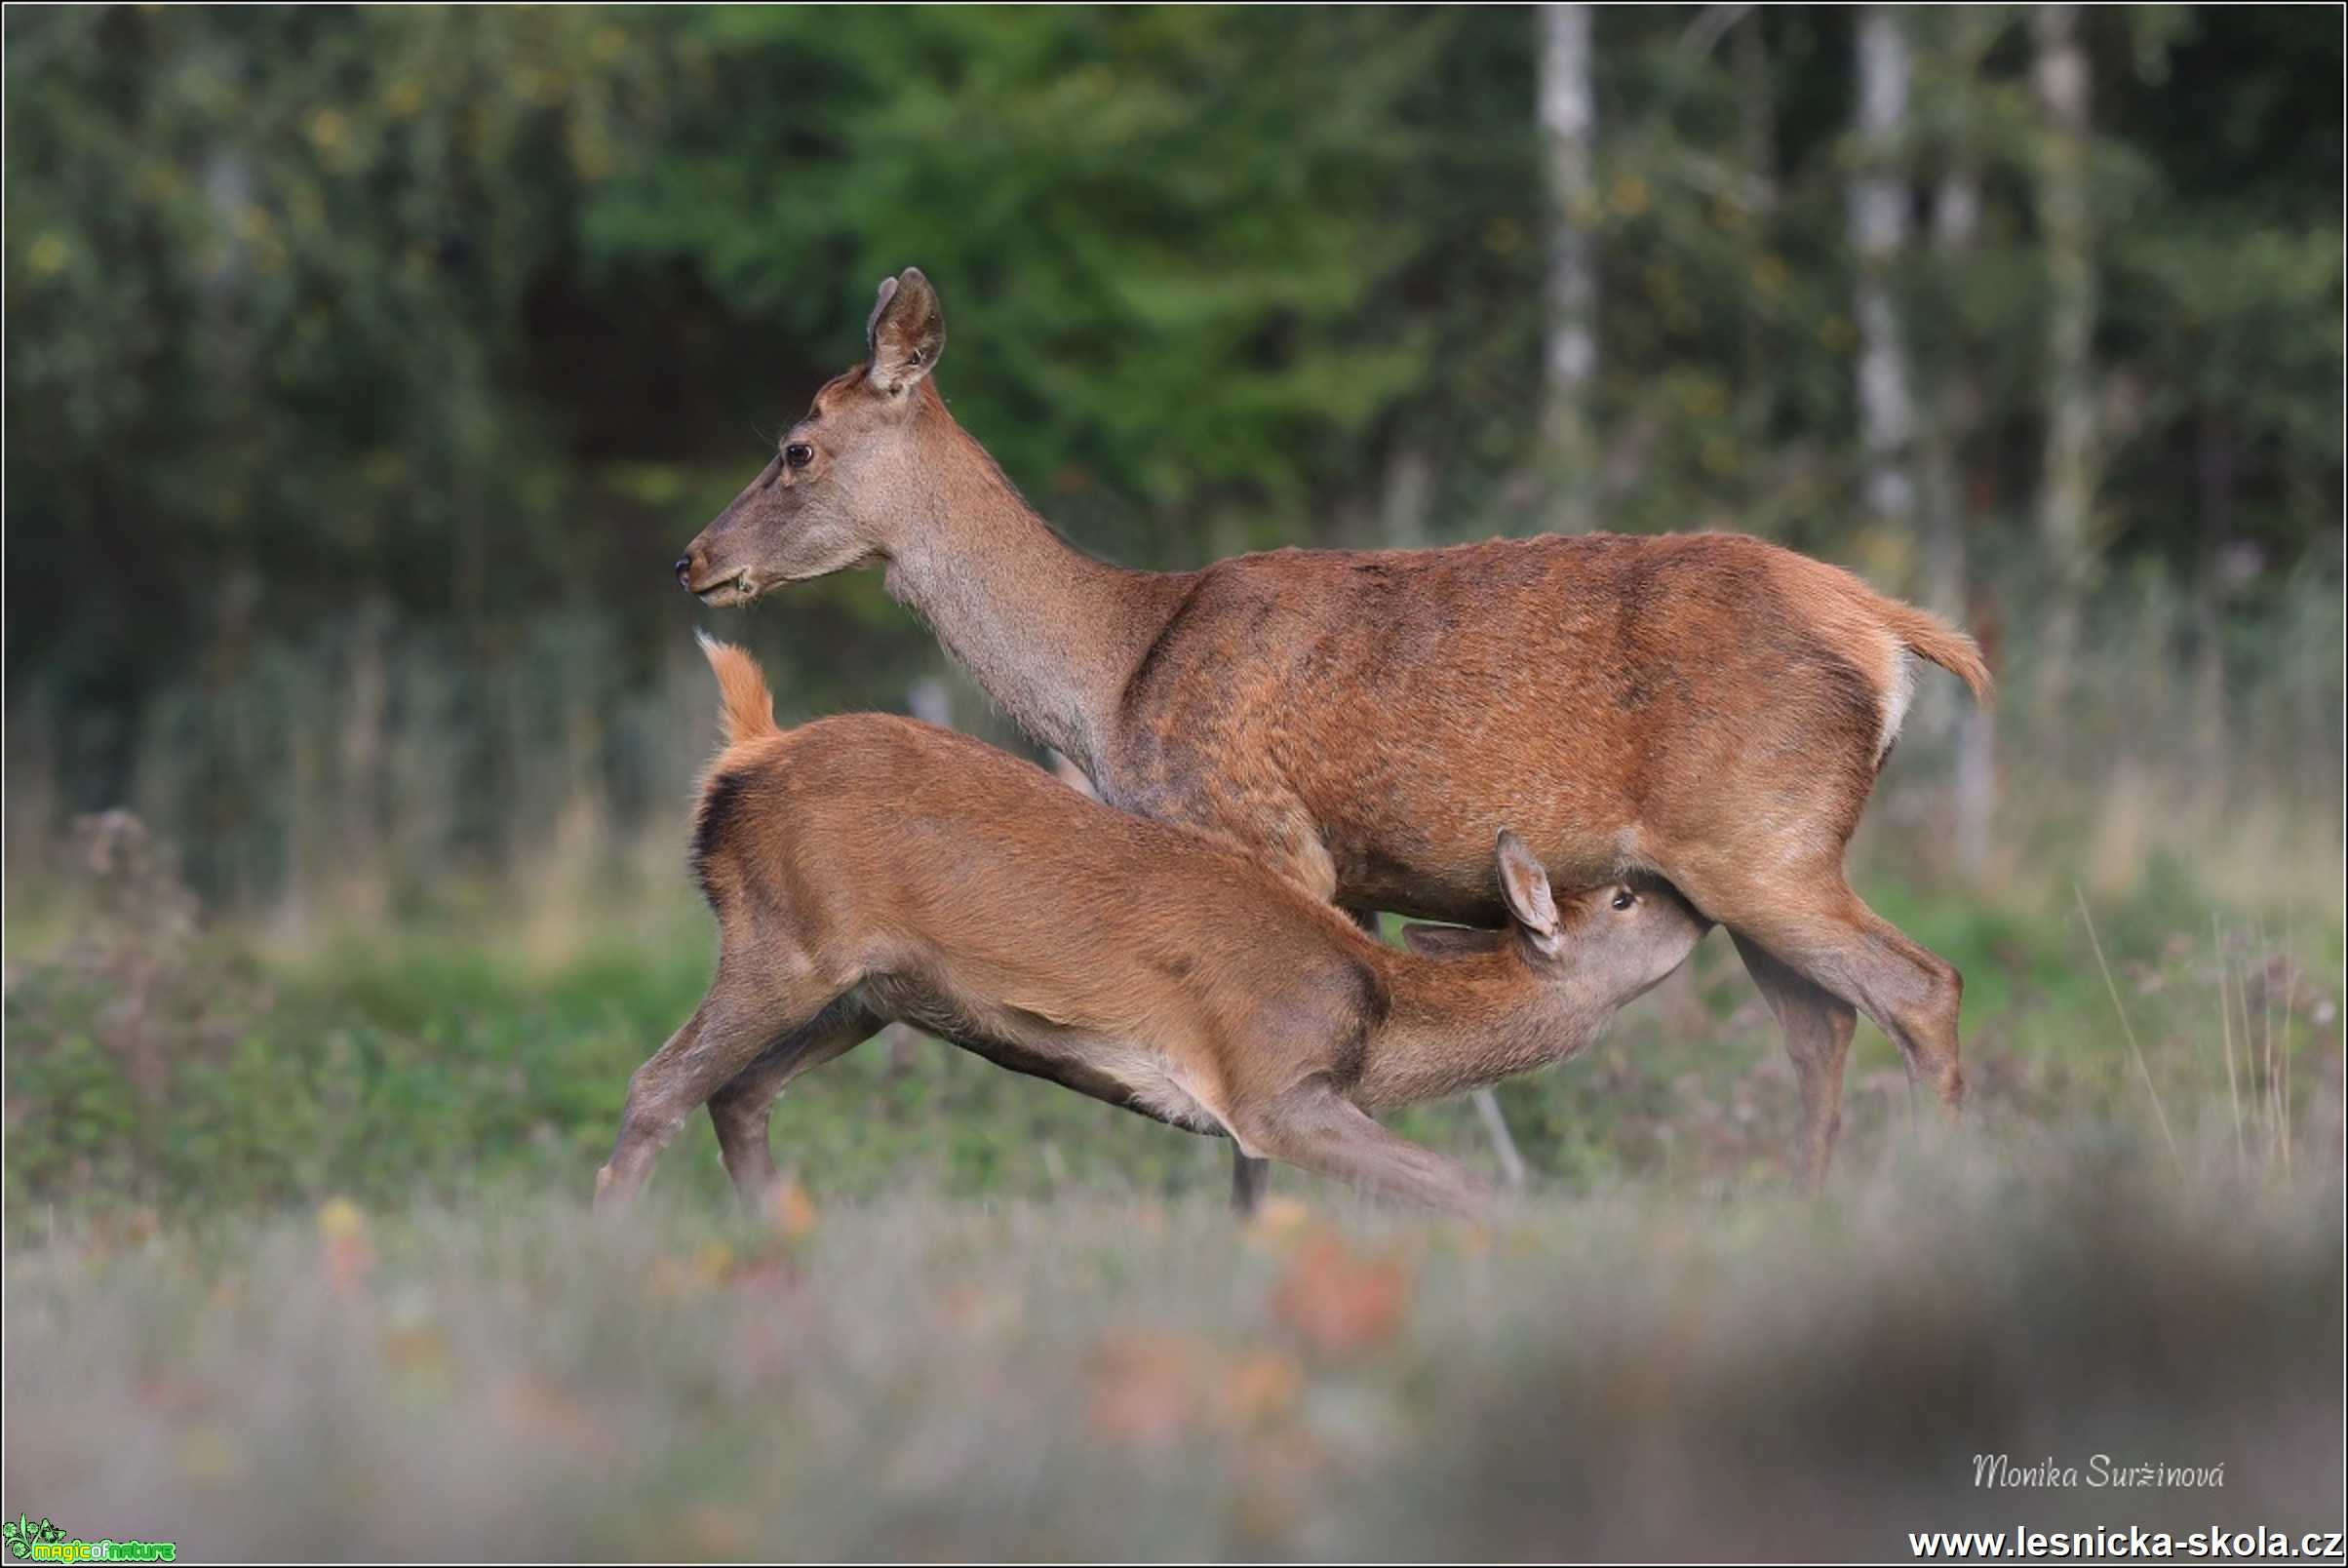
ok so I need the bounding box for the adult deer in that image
[593,637,1705,1216]
[676,268,1992,1186]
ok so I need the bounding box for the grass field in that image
[5,1136,2340,1560]
[6,812,2341,1218]
[4,819,2344,1558]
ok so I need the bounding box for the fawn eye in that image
[784,443,813,469]
[1611,889,1637,911]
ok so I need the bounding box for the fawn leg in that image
[706,998,880,1205]
[1222,904,1382,1211]
[1332,902,1524,1194]
[596,972,842,1211]
[1733,931,1859,1186]
[1234,1078,1489,1217]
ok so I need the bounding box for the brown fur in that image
[676,268,1994,1184]
[594,642,1707,1216]
[695,629,777,745]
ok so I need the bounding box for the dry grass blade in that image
[2280,917,2295,1175]
[2215,912,2245,1176]
[2075,882,2180,1173]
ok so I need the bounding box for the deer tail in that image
[1877,599,1994,705]
[696,630,779,746]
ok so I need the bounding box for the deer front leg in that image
[1230,1150,1271,1217]
[1233,1078,1490,1218]
[1732,932,1857,1188]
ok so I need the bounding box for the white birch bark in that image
[1848,8,1916,532]
[2033,2,2099,699]
[1540,4,1598,529]
[1927,168,1997,877]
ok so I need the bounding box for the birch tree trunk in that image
[2191,409,2235,768]
[1920,176,1978,625]
[1917,7,2002,878]
[1733,9,1778,433]
[1848,8,1917,535]
[2032,2,2099,705]
[1924,170,1997,877]
[1539,3,1598,531]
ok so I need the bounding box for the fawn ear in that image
[1401,923,1507,959]
[867,267,945,395]
[1495,829,1562,955]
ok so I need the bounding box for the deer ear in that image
[1495,829,1562,954]
[1400,923,1507,959]
[866,266,945,395]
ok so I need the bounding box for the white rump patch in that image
[1877,643,1917,760]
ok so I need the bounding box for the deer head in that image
[676,267,948,606]
[1403,830,1708,1010]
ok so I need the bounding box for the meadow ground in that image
[3,1137,2340,1560]
[3,834,2343,1559]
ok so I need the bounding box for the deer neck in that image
[1355,945,1606,1113]
[881,412,1180,770]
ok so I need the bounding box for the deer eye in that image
[784,443,813,469]
[1611,889,1637,912]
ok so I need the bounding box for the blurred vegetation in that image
[7,1144,2341,1557]
[4,5,2339,910]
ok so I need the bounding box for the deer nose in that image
[674,555,694,590]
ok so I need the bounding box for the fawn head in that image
[677,267,947,606]
[1402,830,1706,1005]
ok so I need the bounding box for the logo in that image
[0,1520,61,1560]
[2,1516,176,1563]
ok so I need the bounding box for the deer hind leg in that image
[1732,931,1859,1186]
[1695,868,1964,1118]
[596,967,847,1212]
[706,997,880,1206]
[1233,1078,1489,1217]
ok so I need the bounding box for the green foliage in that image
[588,7,1532,523]
[0,7,2337,961]
[8,7,2338,798]
[5,7,665,694]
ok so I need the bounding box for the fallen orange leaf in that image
[1271,1234,1411,1358]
